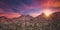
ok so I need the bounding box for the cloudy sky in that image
[0,0,60,18]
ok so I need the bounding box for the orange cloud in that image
[7,12,21,18]
[54,1,60,7]
[0,12,21,18]
[41,0,60,8]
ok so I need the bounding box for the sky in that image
[0,0,60,18]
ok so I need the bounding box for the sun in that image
[43,9,52,16]
[44,11,51,16]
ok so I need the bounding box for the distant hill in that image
[11,15,34,22]
[50,12,60,30]
[35,13,46,20]
[51,12,60,20]
[0,16,7,19]
[0,16,8,24]
[19,15,33,20]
